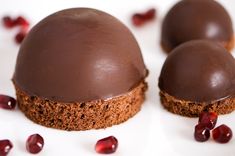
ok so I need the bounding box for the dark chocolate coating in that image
[159,40,235,102]
[13,8,147,103]
[161,0,234,52]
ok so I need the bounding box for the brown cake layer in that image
[15,81,147,131]
[161,36,235,53]
[160,91,235,117]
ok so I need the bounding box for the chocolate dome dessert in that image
[159,40,235,117]
[161,0,234,53]
[13,8,148,130]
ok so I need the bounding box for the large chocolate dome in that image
[13,8,147,103]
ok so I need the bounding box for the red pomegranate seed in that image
[26,134,44,154]
[0,94,16,110]
[0,139,13,156]
[2,16,15,28]
[14,16,29,28]
[212,124,233,143]
[95,136,118,154]
[143,8,156,20]
[132,8,156,26]
[15,31,27,44]
[199,112,218,130]
[132,14,145,26]
[194,124,210,142]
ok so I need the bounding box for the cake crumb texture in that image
[160,91,235,117]
[15,81,147,131]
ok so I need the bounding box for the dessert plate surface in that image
[0,0,234,155]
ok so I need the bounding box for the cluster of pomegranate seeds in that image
[199,112,218,130]
[2,15,30,44]
[0,94,16,110]
[0,134,44,155]
[26,134,44,154]
[194,112,233,143]
[132,8,156,26]
[0,139,13,156]
[95,136,118,154]
[212,124,233,143]
[194,124,210,142]
[2,16,29,28]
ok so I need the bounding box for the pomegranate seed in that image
[143,8,156,20]
[199,112,218,130]
[14,16,29,28]
[0,94,16,110]
[194,124,210,142]
[212,124,233,143]
[15,31,27,44]
[2,16,15,28]
[95,136,118,154]
[132,14,145,26]
[0,139,13,156]
[26,134,44,154]
[132,8,156,26]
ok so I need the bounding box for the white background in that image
[0,0,235,155]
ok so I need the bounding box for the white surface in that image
[0,0,235,156]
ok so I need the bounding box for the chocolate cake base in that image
[15,82,147,131]
[160,91,235,117]
[161,36,235,53]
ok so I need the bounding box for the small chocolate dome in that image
[159,40,235,102]
[161,0,234,52]
[13,8,147,103]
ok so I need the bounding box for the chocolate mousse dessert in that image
[159,40,235,117]
[13,8,148,130]
[161,0,234,53]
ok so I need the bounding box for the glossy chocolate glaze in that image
[161,0,234,52]
[13,8,147,103]
[159,40,235,102]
